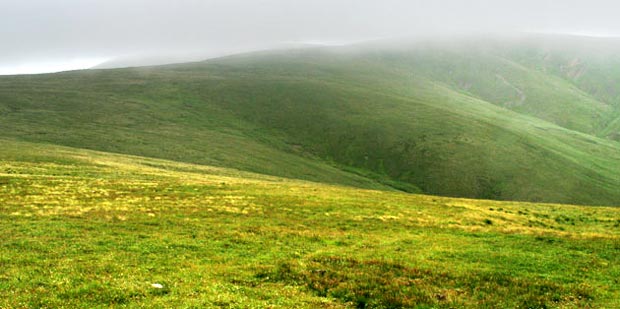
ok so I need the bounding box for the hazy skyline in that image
[2,0,620,74]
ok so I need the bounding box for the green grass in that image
[1,139,619,308]
[3,35,620,308]
[2,35,620,205]
[361,39,612,135]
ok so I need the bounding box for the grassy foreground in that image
[1,139,619,308]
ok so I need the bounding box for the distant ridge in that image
[2,34,620,205]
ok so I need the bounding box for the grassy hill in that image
[355,37,612,135]
[378,35,620,139]
[2,35,620,205]
[1,139,619,307]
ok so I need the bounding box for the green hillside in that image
[1,139,619,307]
[2,35,620,205]
[0,70,394,192]
[374,35,620,138]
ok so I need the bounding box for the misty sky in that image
[2,0,620,74]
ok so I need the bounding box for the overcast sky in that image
[2,0,620,74]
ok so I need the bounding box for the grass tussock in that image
[269,256,595,308]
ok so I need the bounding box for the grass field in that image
[1,139,619,308]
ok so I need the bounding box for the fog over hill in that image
[3,0,620,74]
[3,34,620,205]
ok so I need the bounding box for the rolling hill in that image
[2,34,620,205]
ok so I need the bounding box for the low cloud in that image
[2,0,620,74]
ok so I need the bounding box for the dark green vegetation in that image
[2,34,620,205]
[1,139,619,307]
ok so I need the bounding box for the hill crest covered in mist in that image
[2,34,620,206]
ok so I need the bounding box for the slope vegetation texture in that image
[0,139,619,307]
[2,35,620,205]
[1,34,620,307]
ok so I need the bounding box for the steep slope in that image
[2,37,620,205]
[354,36,617,135]
[498,35,620,140]
[383,35,620,139]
